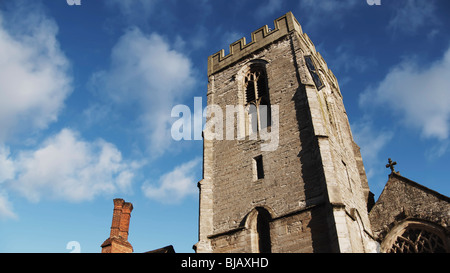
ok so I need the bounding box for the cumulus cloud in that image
[351,120,393,179]
[330,44,377,74]
[0,146,15,183]
[90,28,196,156]
[360,46,450,141]
[298,0,358,30]
[0,191,16,220]
[254,0,283,18]
[0,145,18,219]
[105,0,157,15]
[0,1,73,219]
[142,158,201,203]
[5,129,137,203]
[0,5,72,141]
[388,0,437,35]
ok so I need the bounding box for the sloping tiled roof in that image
[144,245,175,253]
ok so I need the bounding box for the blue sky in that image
[0,0,449,253]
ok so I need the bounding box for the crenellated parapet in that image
[208,12,302,76]
[207,12,340,95]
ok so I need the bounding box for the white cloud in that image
[0,146,15,183]
[0,1,74,219]
[254,0,283,18]
[0,146,15,218]
[0,191,16,220]
[351,120,393,179]
[90,28,196,156]
[142,158,201,203]
[0,6,72,141]
[360,46,450,141]
[105,0,157,18]
[221,31,244,48]
[298,0,358,30]
[330,44,377,73]
[388,0,437,35]
[425,140,450,160]
[6,129,136,203]
[81,103,113,127]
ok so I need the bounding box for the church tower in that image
[195,12,376,253]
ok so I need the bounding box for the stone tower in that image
[195,12,376,253]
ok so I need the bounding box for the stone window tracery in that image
[387,226,448,253]
[244,66,271,134]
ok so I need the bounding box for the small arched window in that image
[247,207,272,253]
[256,208,272,253]
[244,65,271,134]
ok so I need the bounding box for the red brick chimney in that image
[101,198,134,253]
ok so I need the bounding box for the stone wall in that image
[369,173,450,244]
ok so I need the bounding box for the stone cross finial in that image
[386,158,397,174]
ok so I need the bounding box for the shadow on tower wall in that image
[289,34,339,253]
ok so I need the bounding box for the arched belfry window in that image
[244,65,271,134]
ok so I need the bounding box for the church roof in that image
[369,171,450,242]
[144,245,175,253]
[386,172,450,202]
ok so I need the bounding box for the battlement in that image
[208,12,303,76]
[207,12,341,96]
